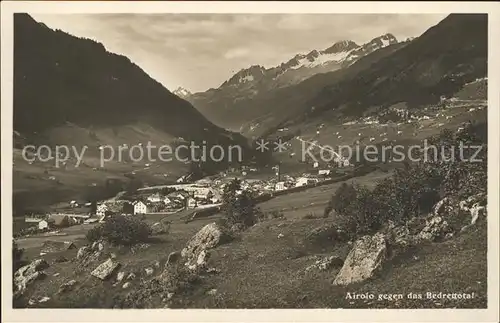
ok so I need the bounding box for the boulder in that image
[14,259,49,296]
[76,246,90,260]
[91,258,120,280]
[41,240,76,254]
[38,296,50,303]
[384,222,419,259]
[181,222,231,261]
[432,197,449,216]
[92,241,104,252]
[333,233,387,286]
[116,272,126,282]
[58,279,77,294]
[417,216,450,241]
[122,282,131,289]
[470,203,486,226]
[460,202,486,232]
[459,193,487,213]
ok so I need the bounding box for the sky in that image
[31,13,448,93]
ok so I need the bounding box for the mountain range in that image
[186,33,399,131]
[185,14,487,137]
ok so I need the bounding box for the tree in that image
[86,215,152,246]
[221,179,258,228]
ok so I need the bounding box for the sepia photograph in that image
[1,1,499,322]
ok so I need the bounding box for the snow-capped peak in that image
[221,65,266,87]
[322,40,359,54]
[173,87,192,98]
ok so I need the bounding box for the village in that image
[20,159,354,236]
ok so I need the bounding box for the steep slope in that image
[13,14,252,211]
[285,14,487,126]
[14,14,239,145]
[188,34,399,131]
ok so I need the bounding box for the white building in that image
[187,197,197,209]
[275,182,286,191]
[318,169,331,176]
[133,201,148,215]
[96,204,108,217]
[147,193,164,203]
[38,219,54,230]
[295,177,319,187]
[163,197,172,205]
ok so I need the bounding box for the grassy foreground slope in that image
[16,170,486,309]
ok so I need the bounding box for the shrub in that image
[343,185,382,236]
[325,182,359,216]
[323,123,487,240]
[85,215,152,246]
[86,226,104,243]
[12,240,24,272]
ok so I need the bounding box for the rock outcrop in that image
[181,222,231,269]
[41,240,76,254]
[14,259,49,296]
[417,216,450,241]
[58,279,78,294]
[91,258,120,280]
[333,233,387,286]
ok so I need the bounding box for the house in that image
[149,202,166,213]
[318,169,331,176]
[208,190,222,204]
[341,159,351,167]
[193,188,208,200]
[275,182,286,191]
[48,214,71,228]
[96,204,108,217]
[187,197,197,209]
[133,200,148,215]
[38,218,55,230]
[163,197,172,205]
[147,193,164,203]
[313,162,319,168]
[295,177,319,187]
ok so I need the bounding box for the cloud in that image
[224,47,250,59]
[30,13,448,92]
